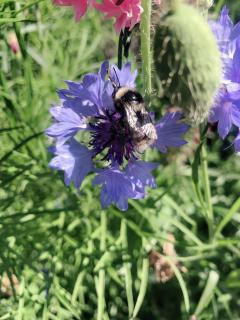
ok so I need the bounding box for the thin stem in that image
[140,0,152,102]
[201,144,214,239]
[132,253,149,319]
[215,196,240,237]
[97,211,107,320]
[11,2,33,104]
[120,219,134,317]
[123,28,132,59]
[118,30,124,69]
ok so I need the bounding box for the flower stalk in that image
[140,0,152,102]
[118,30,124,69]
[97,211,107,320]
[201,144,214,239]
[132,244,149,319]
[120,219,134,317]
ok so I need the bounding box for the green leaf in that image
[215,197,240,236]
[194,271,219,317]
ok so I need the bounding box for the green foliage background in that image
[0,1,240,319]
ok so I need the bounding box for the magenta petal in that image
[53,0,88,21]
[94,0,143,33]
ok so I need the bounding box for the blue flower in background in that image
[209,7,240,152]
[46,61,189,211]
[209,6,240,73]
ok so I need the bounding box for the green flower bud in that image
[153,2,221,124]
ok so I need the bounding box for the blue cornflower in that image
[46,61,189,211]
[209,7,240,151]
[209,6,240,64]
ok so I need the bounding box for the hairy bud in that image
[153,2,221,124]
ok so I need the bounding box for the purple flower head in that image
[46,61,189,210]
[210,7,240,147]
[90,110,135,165]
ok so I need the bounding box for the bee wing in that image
[143,124,157,139]
[125,107,157,140]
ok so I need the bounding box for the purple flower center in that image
[90,110,136,165]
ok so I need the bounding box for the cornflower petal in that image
[58,62,114,116]
[234,130,240,152]
[58,84,99,117]
[77,61,114,113]
[49,139,93,189]
[230,21,240,42]
[209,93,240,139]
[209,6,233,54]
[154,112,190,153]
[227,40,240,85]
[45,106,88,145]
[93,166,141,211]
[125,160,158,194]
[110,62,137,87]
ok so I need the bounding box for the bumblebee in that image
[112,83,157,153]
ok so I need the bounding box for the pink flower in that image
[95,0,143,33]
[53,0,94,21]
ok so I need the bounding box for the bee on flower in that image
[46,61,189,211]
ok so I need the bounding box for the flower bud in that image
[153,2,221,124]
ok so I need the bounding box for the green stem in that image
[140,0,152,102]
[215,196,240,237]
[120,219,134,317]
[122,28,132,59]
[97,211,107,320]
[118,30,124,69]
[194,270,219,317]
[11,3,33,104]
[201,144,214,239]
[132,254,149,319]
